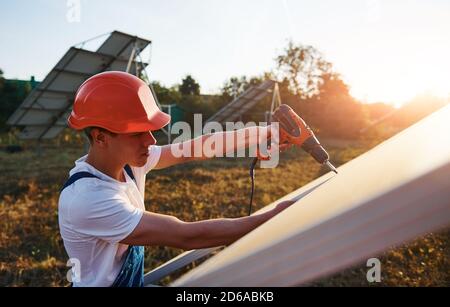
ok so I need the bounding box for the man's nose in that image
[143,131,157,146]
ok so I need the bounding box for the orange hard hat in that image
[68,71,170,133]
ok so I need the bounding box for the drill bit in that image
[325,161,338,174]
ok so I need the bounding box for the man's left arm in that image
[153,125,272,170]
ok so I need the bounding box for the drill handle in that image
[272,104,313,147]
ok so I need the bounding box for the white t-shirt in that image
[58,145,161,287]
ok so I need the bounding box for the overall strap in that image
[61,172,100,192]
[61,165,136,192]
[111,245,144,287]
[124,164,136,182]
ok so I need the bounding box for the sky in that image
[1,0,449,106]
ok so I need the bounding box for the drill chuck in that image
[301,135,329,164]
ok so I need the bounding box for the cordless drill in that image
[271,104,338,174]
[248,104,337,215]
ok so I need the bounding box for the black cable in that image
[248,107,276,216]
[248,157,258,216]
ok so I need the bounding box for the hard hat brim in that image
[68,109,171,133]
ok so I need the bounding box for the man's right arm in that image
[120,201,295,249]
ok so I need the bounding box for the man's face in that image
[107,131,157,167]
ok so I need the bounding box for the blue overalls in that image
[61,165,144,287]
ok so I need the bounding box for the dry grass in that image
[0,135,448,287]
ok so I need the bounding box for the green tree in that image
[316,73,351,100]
[0,69,36,131]
[179,75,200,96]
[150,81,181,105]
[276,41,332,98]
[221,76,248,100]
[296,72,369,138]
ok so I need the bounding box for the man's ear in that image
[91,128,108,147]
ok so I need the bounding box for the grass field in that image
[0,134,448,287]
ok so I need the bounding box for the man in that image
[58,71,294,287]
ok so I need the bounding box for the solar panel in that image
[97,30,150,59]
[206,80,276,123]
[171,104,450,286]
[7,31,151,140]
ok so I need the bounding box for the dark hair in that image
[84,127,117,144]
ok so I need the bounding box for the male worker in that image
[58,71,294,287]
